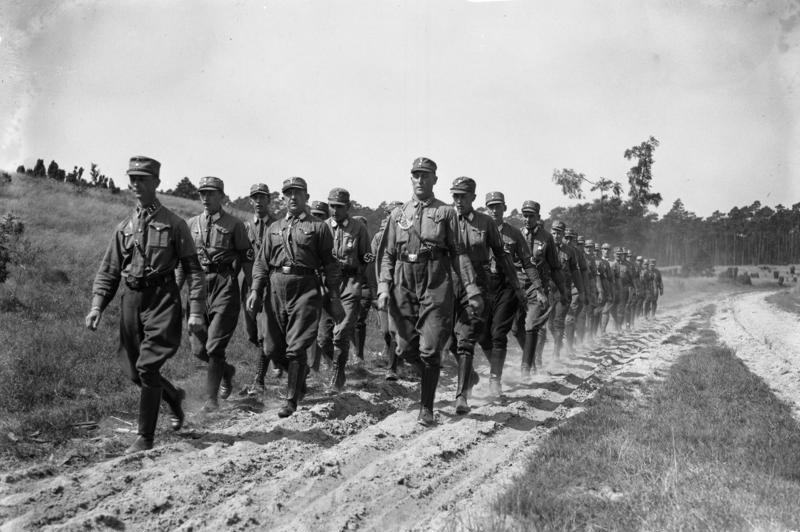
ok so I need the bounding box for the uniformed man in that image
[579,238,598,344]
[351,215,374,363]
[309,200,334,372]
[481,192,544,395]
[241,183,276,396]
[376,157,482,426]
[563,229,587,355]
[246,177,344,417]
[85,156,206,453]
[549,221,584,358]
[513,201,566,375]
[611,247,633,331]
[634,255,646,320]
[596,243,615,335]
[449,180,532,412]
[645,258,664,318]
[325,187,371,390]
[624,249,639,329]
[373,205,402,380]
[183,176,252,411]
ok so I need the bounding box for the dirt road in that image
[1,285,792,531]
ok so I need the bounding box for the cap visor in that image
[127,170,156,176]
[327,200,347,206]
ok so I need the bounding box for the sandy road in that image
[0,288,737,531]
[714,290,800,422]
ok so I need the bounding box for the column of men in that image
[85,154,663,453]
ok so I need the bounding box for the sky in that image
[1,0,799,217]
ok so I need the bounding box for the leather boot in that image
[521,330,537,375]
[125,385,161,454]
[278,361,304,418]
[418,365,440,426]
[454,355,473,415]
[553,333,563,359]
[220,362,236,399]
[564,321,575,356]
[160,377,185,431]
[329,348,347,391]
[489,348,506,397]
[311,342,322,372]
[203,357,224,412]
[535,329,546,368]
[355,325,367,361]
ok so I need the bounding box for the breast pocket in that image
[422,211,446,244]
[502,235,514,255]
[147,222,171,248]
[211,226,232,249]
[469,227,487,249]
[295,228,314,246]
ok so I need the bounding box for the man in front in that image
[241,183,276,396]
[85,156,206,453]
[449,179,530,412]
[246,177,343,417]
[184,177,252,411]
[377,157,482,426]
[482,192,544,395]
[325,188,370,390]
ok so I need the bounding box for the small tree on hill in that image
[168,177,200,200]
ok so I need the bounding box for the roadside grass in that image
[766,285,800,317]
[491,345,800,531]
[0,175,358,463]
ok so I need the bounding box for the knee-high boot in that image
[203,357,225,412]
[160,377,185,431]
[454,355,473,414]
[418,365,440,426]
[125,384,162,454]
[490,348,506,396]
[521,331,537,375]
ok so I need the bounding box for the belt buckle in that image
[128,277,141,289]
[281,266,292,274]
[407,253,418,262]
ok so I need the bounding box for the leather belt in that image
[202,262,233,274]
[274,265,317,276]
[125,273,174,291]
[399,248,447,263]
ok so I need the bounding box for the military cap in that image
[127,156,160,178]
[310,200,329,216]
[601,242,611,250]
[249,183,270,197]
[565,228,576,238]
[614,246,624,254]
[577,235,586,245]
[585,238,594,247]
[450,176,476,194]
[636,255,644,261]
[650,258,657,264]
[411,157,437,174]
[352,215,367,225]
[551,220,566,232]
[485,191,505,206]
[282,176,308,193]
[327,187,350,206]
[198,176,224,192]
[624,248,632,256]
[521,200,540,215]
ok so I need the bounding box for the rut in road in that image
[2,313,686,532]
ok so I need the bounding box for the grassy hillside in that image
[0,174,253,460]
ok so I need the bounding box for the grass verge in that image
[492,345,800,531]
[766,288,800,317]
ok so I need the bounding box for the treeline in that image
[16,159,120,193]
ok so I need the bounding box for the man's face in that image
[249,193,271,218]
[601,247,609,259]
[487,203,506,224]
[331,203,349,223]
[553,230,564,245]
[451,192,475,216]
[129,174,159,205]
[649,262,655,271]
[523,212,538,229]
[637,259,644,268]
[284,188,309,214]
[200,189,225,214]
[411,171,436,200]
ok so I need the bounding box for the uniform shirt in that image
[327,215,370,274]
[92,199,206,314]
[251,209,341,296]
[521,223,563,295]
[583,250,598,296]
[641,269,656,293]
[653,268,663,292]
[244,213,276,255]
[457,211,530,291]
[555,242,583,294]
[632,262,643,291]
[570,243,588,296]
[612,258,634,287]
[378,196,479,298]
[494,222,541,290]
[595,254,614,297]
[187,208,252,268]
